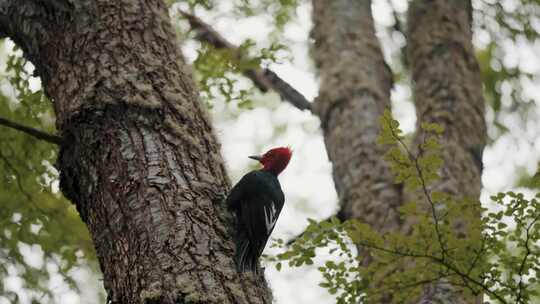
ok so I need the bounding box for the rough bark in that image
[311,0,402,234]
[0,1,272,303]
[407,0,486,303]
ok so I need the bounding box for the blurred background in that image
[1,0,540,303]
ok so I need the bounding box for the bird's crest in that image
[259,146,292,175]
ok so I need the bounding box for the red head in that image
[249,147,292,175]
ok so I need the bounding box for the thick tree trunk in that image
[311,0,402,233]
[311,1,404,300]
[407,1,486,303]
[0,1,272,303]
[312,0,486,303]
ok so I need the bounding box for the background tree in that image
[2,0,540,304]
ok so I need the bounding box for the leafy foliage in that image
[0,46,97,303]
[515,165,540,190]
[191,40,289,108]
[473,1,540,136]
[271,111,540,304]
[171,0,297,109]
[232,0,300,30]
[169,0,300,29]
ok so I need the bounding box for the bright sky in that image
[3,0,540,303]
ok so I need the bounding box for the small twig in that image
[372,274,451,296]
[385,116,446,259]
[286,212,344,245]
[179,10,312,112]
[465,234,487,277]
[0,116,62,145]
[515,212,540,303]
[0,149,33,201]
[382,117,509,302]
[0,147,51,217]
[355,239,508,304]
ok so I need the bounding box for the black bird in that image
[227,147,292,273]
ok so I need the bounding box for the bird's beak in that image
[248,155,262,161]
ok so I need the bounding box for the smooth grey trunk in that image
[311,0,486,303]
[407,0,486,303]
[311,0,402,233]
[0,0,272,303]
[311,1,403,299]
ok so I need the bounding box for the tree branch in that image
[179,10,312,112]
[353,239,508,304]
[515,212,540,303]
[286,210,345,245]
[0,116,62,145]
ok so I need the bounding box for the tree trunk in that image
[407,1,486,303]
[312,0,486,303]
[0,1,272,303]
[311,0,402,234]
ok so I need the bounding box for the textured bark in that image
[1,1,272,303]
[407,1,486,303]
[311,0,402,233]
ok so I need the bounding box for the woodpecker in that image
[227,147,292,273]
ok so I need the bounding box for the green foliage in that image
[192,40,288,108]
[0,47,96,303]
[171,0,298,109]
[192,42,255,108]
[169,0,301,25]
[166,0,214,9]
[271,111,540,303]
[473,1,540,136]
[515,164,540,190]
[233,0,299,30]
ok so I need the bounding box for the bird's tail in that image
[235,238,260,273]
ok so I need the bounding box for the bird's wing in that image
[226,171,255,210]
[226,180,244,210]
[240,193,284,256]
